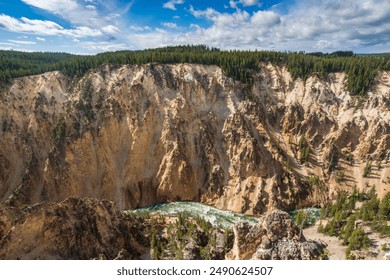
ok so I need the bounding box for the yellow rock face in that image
[0,64,389,213]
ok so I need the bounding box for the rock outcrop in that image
[227,210,326,260]
[0,204,22,241]
[0,197,148,259]
[0,63,389,214]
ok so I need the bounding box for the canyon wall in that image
[0,63,389,213]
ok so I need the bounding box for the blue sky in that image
[0,0,389,54]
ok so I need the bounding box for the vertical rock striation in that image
[0,63,388,214]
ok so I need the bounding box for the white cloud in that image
[189,5,219,19]
[128,0,390,53]
[19,0,133,43]
[155,28,168,34]
[23,0,131,29]
[129,25,151,32]
[240,0,259,6]
[104,13,121,21]
[229,0,259,8]
[189,24,201,29]
[278,0,390,51]
[163,0,184,11]
[22,0,101,27]
[251,11,280,26]
[0,45,34,52]
[0,42,17,46]
[0,14,102,38]
[1,0,133,45]
[315,40,332,50]
[101,25,119,34]
[128,7,282,49]
[2,0,389,54]
[22,0,79,13]
[8,39,37,45]
[1,0,133,53]
[80,41,127,52]
[162,22,178,29]
[189,6,251,28]
[85,5,96,10]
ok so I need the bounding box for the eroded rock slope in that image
[0,197,148,259]
[0,64,389,214]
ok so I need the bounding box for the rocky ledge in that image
[227,211,326,260]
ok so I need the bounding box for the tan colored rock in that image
[0,197,148,259]
[0,63,388,214]
[0,203,22,240]
[227,210,326,260]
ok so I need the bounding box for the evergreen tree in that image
[1,46,388,97]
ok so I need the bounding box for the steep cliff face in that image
[0,197,148,259]
[0,63,389,213]
[258,65,390,199]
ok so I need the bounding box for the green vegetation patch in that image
[2,46,390,96]
[290,208,321,228]
[318,188,390,258]
[148,212,232,260]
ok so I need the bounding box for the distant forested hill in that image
[1,45,390,96]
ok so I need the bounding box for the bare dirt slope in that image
[303,224,347,260]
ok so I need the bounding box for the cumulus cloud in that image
[280,0,390,50]
[0,0,136,52]
[189,5,219,19]
[162,22,178,29]
[229,1,237,9]
[182,6,280,49]
[129,25,151,32]
[79,41,127,52]
[130,0,390,53]
[163,0,184,11]
[229,0,260,9]
[101,25,119,34]
[0,14,102,38]
[85,5,96,10]
[21,0,101,27]
[3,0,390,54]
[20,0,130,37]
[251,10,280,26]
[241,0,259,6]
[22,0,78,13]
